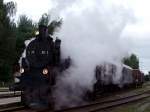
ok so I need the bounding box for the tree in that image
[5,1,16,17]
[0,3,63,83]
[15,15,36,61]
[123,54,139,69]
[0,0,16,82]
[144,72,150,81]
[38,13,62,35]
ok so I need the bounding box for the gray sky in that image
[4,0,150,74]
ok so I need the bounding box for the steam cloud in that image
[19,0,134,109]
[19,38,35,66]
[52,0,134,109]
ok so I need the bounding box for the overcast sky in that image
[4,0,150,74]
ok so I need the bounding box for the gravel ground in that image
[0,97,20,105]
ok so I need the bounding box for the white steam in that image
[19,38,35,66]
[52,0,134,109]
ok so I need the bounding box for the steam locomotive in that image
[10,25,70,110]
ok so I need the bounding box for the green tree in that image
[144,72,150,81]
[0,0,16,83]
[38,13,62,35]
[15,15,36,61]
[123,54,139,69]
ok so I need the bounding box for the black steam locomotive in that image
[11,25,70,110]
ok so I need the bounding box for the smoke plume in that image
[19,38,35,66]
[52,0,134,109]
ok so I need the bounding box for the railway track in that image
[0,92,22,112]
[0,92,21,99]
[57,90,150,112]
[0,102,25,112]
[0,90,149,112]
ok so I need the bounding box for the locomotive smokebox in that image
[38,25,49,41]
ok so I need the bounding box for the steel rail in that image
[0,102,25,112]
[0,92,21,99]
[56,90,150,112]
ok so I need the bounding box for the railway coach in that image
[94,63,144,94]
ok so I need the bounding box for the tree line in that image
[0,0,140,84]
[0,0,62,84]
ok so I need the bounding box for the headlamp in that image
[35,31,39,35]
[20,68,24,73]
[15,77,20,83]
[43,68,48,75]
